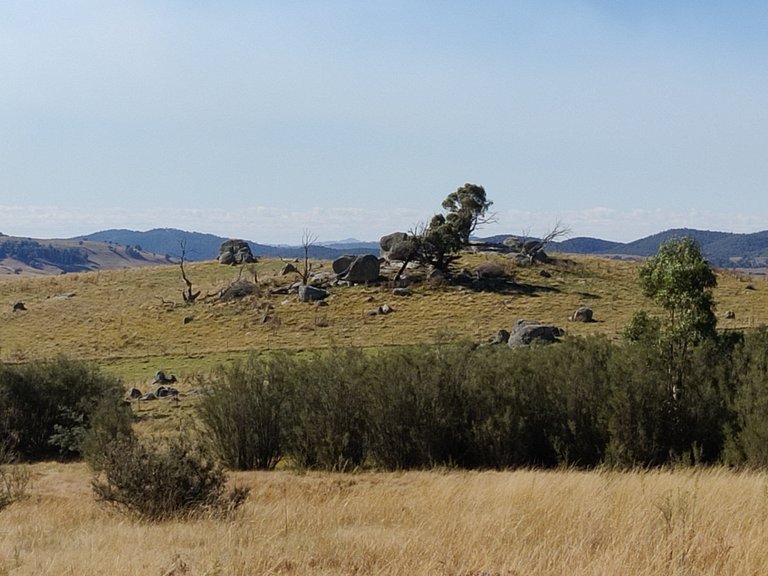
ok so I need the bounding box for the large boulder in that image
[508,320,563,347]
[380,232,418,262]
[380,232,408,254]
[332,254,356,275]
[218,239,256,265]
[343,254,380,284]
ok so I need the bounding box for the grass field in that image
[3,253,768,575]
[1,253,766,387]
[2,463,768,575]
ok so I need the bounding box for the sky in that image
[2,1,768,244]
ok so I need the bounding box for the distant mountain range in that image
[75,228,381,262]
[2,227,768,276]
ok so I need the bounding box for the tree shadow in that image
[452,275,561,296]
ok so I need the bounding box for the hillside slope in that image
[1,253,765,383]
[0,235,173,275]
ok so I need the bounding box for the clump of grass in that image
[0,442,30,511]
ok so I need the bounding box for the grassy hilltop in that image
[1,251,766,378]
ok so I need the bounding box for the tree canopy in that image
[638,236,717,343]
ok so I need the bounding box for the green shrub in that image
[0,357,125,460]
[285,349,369,471]
[91,435,248,521]
[724,327,768,466]
[197,354,292,470]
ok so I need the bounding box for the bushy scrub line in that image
[0,357,247,521]
[197,330,768,471]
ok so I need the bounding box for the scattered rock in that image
[571,306,594,322]
[219,279,258,301]
[182,316,193,325]
[298,285,329,302]
[725,310,736,319]
[155,386,179,398]
[140,392,157,401]
[489,329,510,345]
[539,269,552,278]
[152,371,177,385]
[393,287,412,297]
[126,387,142,399]
[12,301,26,312]
[367,304,394,316]
[281,263,298,275]
[508,320,563,347]
[474,262,506,279]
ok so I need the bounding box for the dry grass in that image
[1,254,766,387]
[2,463,768,575]
[3,255,768,573]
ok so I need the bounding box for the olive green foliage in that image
[0,358,126,460]
[197,355,292,470]
[196,333,768,470]
[725,328,768,466]
[91,435,248,520]
[638,236,718,343]
[413,183,493,271]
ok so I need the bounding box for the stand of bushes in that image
[0,357,246,520]
[197,329,768,471]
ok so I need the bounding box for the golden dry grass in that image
[3,463,768,575]
[1,253,766,387]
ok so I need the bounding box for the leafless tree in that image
[520,221,571,264]
[179,240,201,303]
[299,229,317,286]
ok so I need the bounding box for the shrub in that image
[91,435,248,521]
[197,354,292,470]
[0,357,125,460]
[725,327,768,466]
[285,349,369,471]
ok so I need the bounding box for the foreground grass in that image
[2,464,767,575]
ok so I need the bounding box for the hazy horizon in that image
[3,2,767,243]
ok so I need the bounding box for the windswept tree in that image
[402,183,494,274]
[441,183,494,245]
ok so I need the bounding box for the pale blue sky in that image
[2,1,767,243]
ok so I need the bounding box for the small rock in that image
[298,284,329,302]
[571,306,594,322]
[182,316,193,325]
[12,301,26,312]
[725,310,736,319]
[393,287,412,297]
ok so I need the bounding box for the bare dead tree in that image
[520,221,571,264]
[299,229,317,286]
[179,240,201,304]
